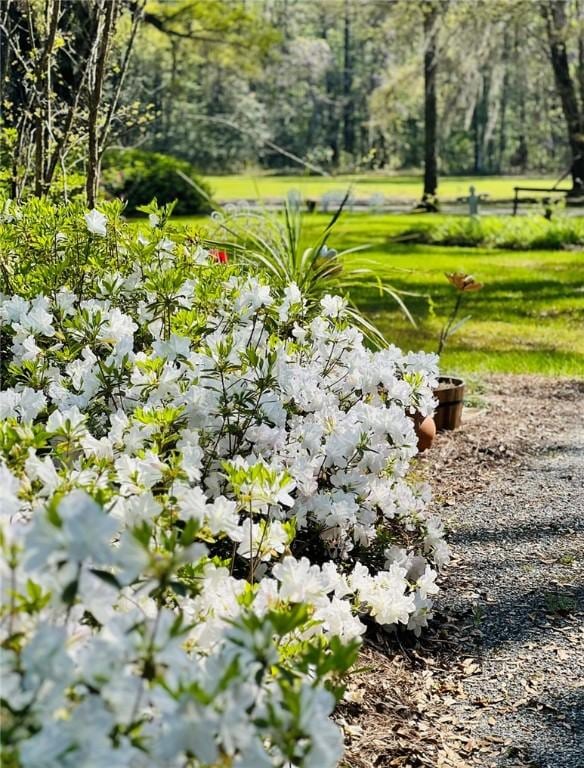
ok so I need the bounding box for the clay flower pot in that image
[413,413,436,452]
[433,376,465,431]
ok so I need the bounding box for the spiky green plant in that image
[207,192,418,347]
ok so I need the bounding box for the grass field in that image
[204,173,559,203]
[179,211,584,378]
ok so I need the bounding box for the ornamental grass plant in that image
[206,193,419,347]
[0,199,448,768]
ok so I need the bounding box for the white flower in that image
[314,597,365,641]
[55,288,77,315]
[60,490,118,564]
[417,566,439,599]
[180,442,204,483]
[0,294,28,323]
[24,490,118,572]
[0,463,21,516]
[81,433,114,460]
[233,738,274,768]
[235,519,289,561]
[273,556,328,603]
[320,294,346,318]
[77,566,119,624]
[115,452,165,494]
[19,723,73,768]
[278,282,303,322]
[24,451,60,495]
[156,699,220,764]
[236,280,272,313]
[354,563,415,626]
[298,685,344,768]
[292,322,307,343]
[153,334,191,360]
[21,334,41,360]
[320,561,351,598]
[46,405,85,434]
[207,495,239,536]
[84,208,107,236]
[158,237,176,255]
[407,592,433,636]
[176,485,208,523]
[0,390,19,419]
[98,308,137,347]
[15,297,55,336]
[111,492,161,526]
[21,624,73,685]
[14,387,47,421]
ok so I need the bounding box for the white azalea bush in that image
[0,199,448,768]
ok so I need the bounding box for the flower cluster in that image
[0,200,447,767]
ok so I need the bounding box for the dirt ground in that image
[337,376,584,768]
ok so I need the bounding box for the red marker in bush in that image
[210,248,228,263]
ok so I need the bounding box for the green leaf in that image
[268,603,310,636]
[61,579,79,606]
[89,569,121,589]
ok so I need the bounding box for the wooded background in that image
[3,0,584,202]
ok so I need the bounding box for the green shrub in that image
[0,197,220,298]
[1,128,86,201]
[397,213,584,250]
[101,149,213,215]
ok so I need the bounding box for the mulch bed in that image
[421,375,583,506]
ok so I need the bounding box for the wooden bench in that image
[512,186,571,215]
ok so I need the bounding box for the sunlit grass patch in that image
[178,211,584,377]
[204,173,558,204]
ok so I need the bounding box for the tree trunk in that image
[86,0,118,207]
[423,2,439,204]
[541,0,584,193]
[32,0,61,196]
[498,32,510,172]
[472,105,480,173]
[342,0,355,157]
[576,0,584,112]
[322,23,340,169]
[98,0,144,160]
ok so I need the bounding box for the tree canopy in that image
[3,0,584,197]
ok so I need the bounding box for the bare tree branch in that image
[99,0,146,154]
[86,0,119,206]
[34,0,62,195]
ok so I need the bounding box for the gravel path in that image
[433,381,584,768]
[340,377,583,768]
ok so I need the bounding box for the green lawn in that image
[204,173,559,204]
[179,212,584,378]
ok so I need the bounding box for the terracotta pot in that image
[433,376,464,431]
[414,414,436,452]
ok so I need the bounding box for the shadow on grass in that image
[351,274,583,309]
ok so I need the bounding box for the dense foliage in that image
[102,150,213,215]
[119,0,579,176]
[398,212,584,250]
[0,200,447,767]
[4,0,581,201]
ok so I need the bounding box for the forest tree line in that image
[3,0,584,202]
